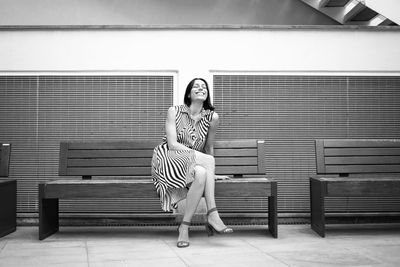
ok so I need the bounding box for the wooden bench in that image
[310,139,400,237]
[39,139,277,240]
[0,143,17,238]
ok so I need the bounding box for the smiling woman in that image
[151,77,232,248]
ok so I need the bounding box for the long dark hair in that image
[183,78,215,111]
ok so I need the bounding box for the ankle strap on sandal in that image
[207,207,218,216]
[181,221,191,226]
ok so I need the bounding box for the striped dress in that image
[151,104,214,212]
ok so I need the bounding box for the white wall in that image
[1,29,400,103]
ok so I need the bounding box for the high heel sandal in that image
[177,221,190,248]
[205,207,233,236]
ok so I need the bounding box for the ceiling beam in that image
[378,18,396,26]
[343,1,366,23]
[319,0,331,8]
[300,0,398,26]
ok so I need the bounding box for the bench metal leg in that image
[39,184,59,240]
[268,181,278,238]
[0,180,16,237]
[310,179,326,237]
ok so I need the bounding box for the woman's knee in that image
[194,165,207,186]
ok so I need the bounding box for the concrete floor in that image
[0,224,399,267]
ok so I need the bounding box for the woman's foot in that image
[206,208,233,235]
[177,222,190,248]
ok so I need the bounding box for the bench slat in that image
[313,177,400,182]
[65,166,261,177]
[68,158,152,167]
[323,139,400,148]
[69,149,258,159]
[216,157,257,166]
[67,141,159,150]
[214,140,257,148]
[216,179,272,197]
[327,179,400,196]
[69,150,154,158]
[43,181,158,199]
[326,165,400,174]
[324,148,400,156]
[67,158,258,168]
[42,178,273,199]
[216,166,259,175]
[66,167,151,176]
[325,156,400,165]
[214,148,257,157]
[66,166,261,176]
[67,140,259,150]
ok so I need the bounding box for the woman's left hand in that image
[215,175,231,180]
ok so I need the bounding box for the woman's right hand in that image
[215,175,231,180]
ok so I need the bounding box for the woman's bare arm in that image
[204,112,219,156]
[204,112,230,180]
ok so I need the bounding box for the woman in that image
[151,78,233,248]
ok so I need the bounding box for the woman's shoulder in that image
[166,105,189,117]
[201,109,218,123]
[173,104,189,112]
[167,104,184,111]
[211,111,219,120]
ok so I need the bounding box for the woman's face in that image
[189,79,208,103]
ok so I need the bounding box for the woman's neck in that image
[189,101,203,116]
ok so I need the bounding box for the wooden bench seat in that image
[0,143,16,238]
[310,139,400,237]
[39,139,277,240]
